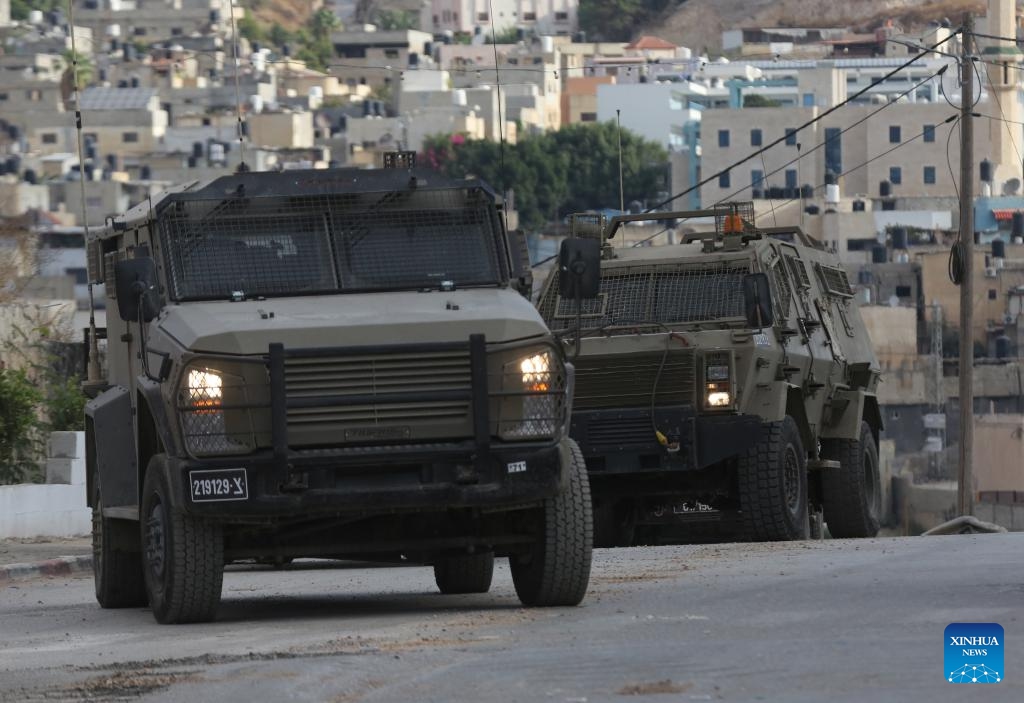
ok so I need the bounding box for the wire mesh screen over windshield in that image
[160,187,502,300]
[540,261,751,331]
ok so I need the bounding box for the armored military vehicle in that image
[84,164,595,623]
[537,204,883,545]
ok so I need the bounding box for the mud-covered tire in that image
[510,439,593,606]
[141,455,224,624]
[821,421,881,538]
[92,480,147,609]
[433,552,494,594]
[737,416,809,541]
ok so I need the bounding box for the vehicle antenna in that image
[488,0,509,230]
[66,0,102,386]
[616,109,625,212]
[229,0,248,172]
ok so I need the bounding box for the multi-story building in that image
[427,0,577,37]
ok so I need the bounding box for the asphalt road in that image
[1,535,1022,702]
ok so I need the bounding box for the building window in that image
[824,127,842,176]
[384,49,399,59]
[122,131,139,143]
[802,93,815,107]
[988,289,998,300]
[750,128,762,146]
[785,169,798,189]
[895,285,912,298]
[0,93,7,101]
[889,166,902,185]
[889,125,901,143]
[171,27,183,36]
[785,128,797,146]
[477,12,488,21]
[719,171,730,188]
[523,12,536,20]
[718,130,730,147]
[580,112,597,122]
[923,124,935,142]
[923,166,936,184]
[41,133,57,144]
[133,27,147,36]
[751,169,764,187]
[555,12,569,21]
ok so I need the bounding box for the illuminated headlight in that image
[187,369,223,410]
[499,349,562,440]
[706,364,730,381]
[520,352,551,391]
[706,390,732,407]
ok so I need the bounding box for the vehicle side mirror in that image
[743,272,774,329]
[558,238,601,300]
[115,257,161,323]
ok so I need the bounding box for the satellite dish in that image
[1002,178,1021,196]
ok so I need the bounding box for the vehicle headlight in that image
[187,369,223,411]
[179,362,270,456]
[706,389,732,407]
[497,348,563,440]
[520,352,551,392]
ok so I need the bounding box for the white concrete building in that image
[428,0,577,37]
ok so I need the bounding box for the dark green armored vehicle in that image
[537,204,883,545]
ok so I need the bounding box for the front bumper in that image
[571,405,762,474]
[172,440,568,519]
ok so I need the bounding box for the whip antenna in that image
[229,0,248,171]
[488,0,509,230]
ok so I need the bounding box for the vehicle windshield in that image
[539,259,751,333]
[159,187,504,300]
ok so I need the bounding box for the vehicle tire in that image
[141,455,224,624]
[737,416,809,541]
[433,552,494,594]
[821,421,881,538]
[510,439,593,607]
[92,480,148,608]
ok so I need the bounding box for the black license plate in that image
[189,468,248,502]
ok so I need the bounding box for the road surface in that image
[1,535,1022,702]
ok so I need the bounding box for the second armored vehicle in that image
[537,204,883,545]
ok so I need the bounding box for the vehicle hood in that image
[157,288,548,355]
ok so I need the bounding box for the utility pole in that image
[957,12,975,517]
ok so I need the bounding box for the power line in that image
[645,29,962,212]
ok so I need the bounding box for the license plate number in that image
[189,468,248,502]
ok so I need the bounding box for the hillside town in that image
[2,0,1021,529]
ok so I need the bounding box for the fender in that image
[821,388,866,440]
[137,375,179,459]
[85,386,137,509]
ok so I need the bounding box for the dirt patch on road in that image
[617,679,693,695]
[60,669,203,701]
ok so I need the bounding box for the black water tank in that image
[881,200,896,211]
[338,114,348,130]
[85,142,97,161]
[879,180,891,197]
[824,172,837,186]
[106,154,118,170]
[1013,211,1024,238]
[805,205,820,215]
[751,188,764,199]
[362,100,372,116]
[980,159,993,183]
[117,79,128,88]
[130,76,140,88]
[23,169,37,185]
[992,238,1007,259]
[251,41,261,53]
[124,45,136,62]
[187,155,197,168]
[282,43,291,57]
[140,165,152,179]
[801,184,814,199]
[996,336,1011,359]
[768,186,783,199]
[852,199,866,212]
[872,245,887,263]
[408,52,419,67]
[192,141,204,158]
[98,68,108,82]
[892,227,908,250]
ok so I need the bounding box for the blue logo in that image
[945,623,1004,684]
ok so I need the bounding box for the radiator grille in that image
[572,350,696,410]
[582,414,655,452]
[284,351,473,445]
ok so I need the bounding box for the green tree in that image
[269,24,293,49]
[422,122,668,230]
[743,94,782,108]
[10,0,62,22]
[237,12,268,44]
[577,0,675,42]
[61,49,94,88]
[309,7,340,44]
[374,9,417,31]
[0,367,44,484]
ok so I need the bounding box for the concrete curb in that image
[0,555,93,584]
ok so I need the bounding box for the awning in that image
[992,208,1024,221]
